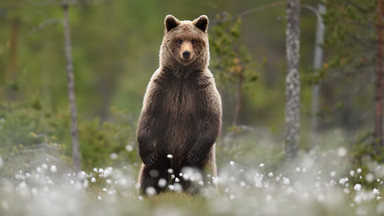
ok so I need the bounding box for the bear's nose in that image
[182,51,191,60]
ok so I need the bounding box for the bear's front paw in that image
[141,151,157,165]
[139,145,157,165]
[186,152,204,166]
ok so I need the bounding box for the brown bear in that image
[137,14,222,195]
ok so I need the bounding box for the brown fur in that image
[137,15,222,195]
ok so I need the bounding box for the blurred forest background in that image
[0,0,379,173]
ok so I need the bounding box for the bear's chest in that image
[165,79,197,113]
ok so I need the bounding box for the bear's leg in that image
[175,166,204,194]
[180,172,201,194]
[178,164,219,196]
[205,145,219,195]
[138,163,169,196]
[206,145,218,186]
[176,145,218,195]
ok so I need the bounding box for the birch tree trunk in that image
[309,3,326,145]
[62,0,81,172]
[375,0,384,152]
[284,0,301,158]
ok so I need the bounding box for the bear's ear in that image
[164,15,180,32]
[193,15,209,33]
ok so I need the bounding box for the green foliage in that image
[209,13,265,127]
[210,14,261,93]
[0,0,324,139]
[78,108,138,171]
[304,0,380,139]
[0,99,69,177]
[323,0,376,76]
[0,99,138,176]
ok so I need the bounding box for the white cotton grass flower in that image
[103,167,113,178]
[354,184,362,191]
[283,177,290,185]
[110,153,118,159]
[339,177,348,185]
[4,140,384,215]
[125,145,133,152]
[373,188,380,195]
[344,188,350,194]
[350,170,355,177]
[158,178,167,188]
[168,184,175,191]
[50,165,57,173]
[330,171,337,177]
[181,167,203,182]
[79,171,87,179]
[229,161,235,166]
[337,147,347,157]
[212,176,219,185]
[173,183,182,192]
[365,173,375,183]
[98,168,104,174]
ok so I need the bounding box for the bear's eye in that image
[178,39,183,44]
[191,39,196,45]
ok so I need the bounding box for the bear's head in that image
[160,15,209,67]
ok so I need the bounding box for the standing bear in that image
[137,14,222,195]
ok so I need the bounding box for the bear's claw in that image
[141,153,156,165]
[186,153,203,166]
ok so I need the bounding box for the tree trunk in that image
[98,2,116,121]
[7,18,19,81]
[6,0,20,100]
[62,0,81,173]
[309,3,326,145]
[375,0,384,152]
[233,71,243,125]
[284,0,301,158]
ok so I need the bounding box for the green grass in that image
[2,101,384,215]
